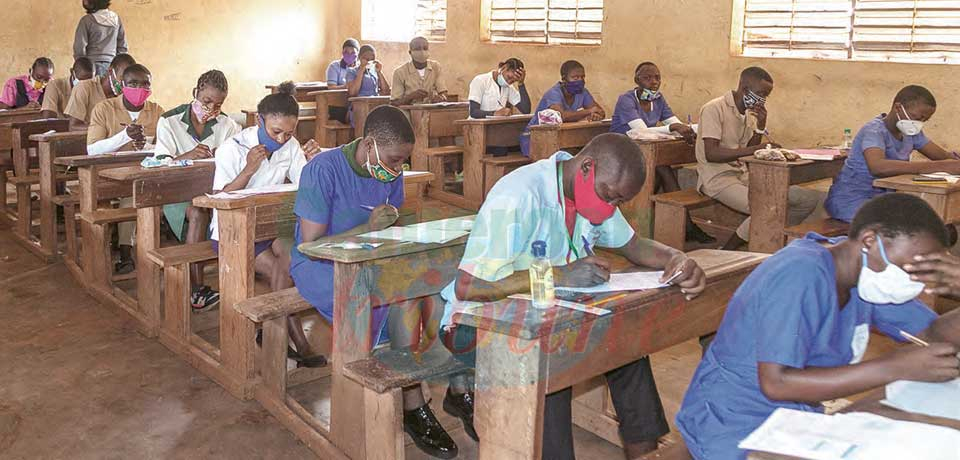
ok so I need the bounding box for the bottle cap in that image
[531,240,547,257]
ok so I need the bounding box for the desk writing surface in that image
[528,119,611,132]
[54,151,152,167]
[873,174,960,195]
[192,190,295,210]
[298,233,468,264]
[454,114,533,126]
[99,162,214,181]
[454,249,766,339]
[399,102,469,111]
[29,131,87,143]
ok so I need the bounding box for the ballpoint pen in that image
[662,269,684,285]
[581,235,596,257]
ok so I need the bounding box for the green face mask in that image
[109,69,123,96]
[365,139,401,183]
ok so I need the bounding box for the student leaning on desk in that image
[440,133,707,460]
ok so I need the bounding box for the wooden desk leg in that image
[476,334,546,460]
[78,166,111,289]
[462,125,486,209]
[411,111,430,172]
[136,206,162,336]
[330,262,373,460]
[161,262,191,344]
[748,164,790,253]
[620,144,658,238]
[38,142,57,259]
[217,207,257,399]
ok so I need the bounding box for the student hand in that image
[586,110,604,122]
[515,68,526,85]
[752,104,769,130]
[556,256,611,287]
[125,124,145,141]
[494,107,512,117]
[905,252,960,296]
[431,93,448,103]
[409,89,430,103]
[367,204,399,231]
[373,60,383,74]
[671,124,697,145]
[245,145,269,170]
[661,254,706,300]
[182,143,213,160]
[753,142,782,151]
[302,139,321,160]
[25,100,41,109]
[885,342,960,383]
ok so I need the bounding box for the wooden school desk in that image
[748,386,960,459]
[527,119,612,162]
[0,108,45,221]
[54,152,151,305]
[98,162,216,337]
[267,82,328,103]
[19,131,87,262]
[873,174,960,223]
[453,249,767,460]
[743,155,846,253]
[348,96,391,139]
[401,102,469,207]
[310,89,352,148]
[453,114,533,210]
[620,138,697,238]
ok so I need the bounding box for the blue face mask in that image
[564,79,585,95]
[638,88,661,101]
[258,116,286,154]
[497,72,509,87]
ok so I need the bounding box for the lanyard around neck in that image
[556,162,580,261]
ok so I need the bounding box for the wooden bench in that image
[783,218,849,244]
[310,89,353,148]
[454,115,532,211]
[402,102,470,210]
[652,190,717,250]
[480,154,531,199]
[0,107,44,221]
[51,194,80,267]
[30,131,88,263]
[424,145,468,208]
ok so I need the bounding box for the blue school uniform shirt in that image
[825,115,930,222]
[326,59,356,86]
[610,89,676,135]
[346,67,380,97]
[290,140,404,339]
[519,82,595,156]
[675,233,937,460]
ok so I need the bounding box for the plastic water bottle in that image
[529,240,555,309]
[842,128,853,150]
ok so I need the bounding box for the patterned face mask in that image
[365,139,401,183]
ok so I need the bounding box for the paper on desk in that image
[557,271,667,294]
[922,172,960,184]
[740,408,960,460]
[359,226,468,244]
[205,182,298,199]
[881,378,960,421]
[406,216,474,232]
[796,149,842,161]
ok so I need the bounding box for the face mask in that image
[71,73,80,87]
[896,104,924,136]
[29,75,46,91]
[497,72,509,87]
[257,116,286,154]
[573,164,616,225]
[857,236,926,304]
[342,52,357,66]
[564,80,585,95]
[122,86,152,107]
[743,88,765,109]
[638,88,660,101]
[365,139,401,183]
[191,98,220,124]
[410,50,429,64]
[108,69,123,96]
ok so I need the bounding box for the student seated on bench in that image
[64,53,135,129]
[154,70,241,311]
[677,193,960,460]
[825,85,960,223]
[212,81,323,367]
[325,37,360,91]
[519,60,605,157]
[390,36,448,106]
[291,105,461,459]
[441,133,707,460]
[467,57,530,119]
[40,57,94,119]
[87,63,163,274]
[612,61,714,244]
[695,66,820,250]
[345,44,390,126]
[0,57,54,109]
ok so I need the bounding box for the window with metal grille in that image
[484,0,604,45]
[733,0,960,64]
[362,0,447,43]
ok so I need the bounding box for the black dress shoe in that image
[404,403,458,459]
[443,388,478,442]
[685,223,716,244]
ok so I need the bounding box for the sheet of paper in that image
[557,271,667,294]
[508,294,611,316]
[881,378,960,421]
[796,149,842,161]
[406,216,474,232]
[739,408,960,460]
[205,183,298,199]
[922,172,960,184]
[359,226,468,244]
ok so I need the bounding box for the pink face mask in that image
[122,87,152,107]
[573,164,617,225]
[191,99,220,123]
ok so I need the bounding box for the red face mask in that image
[573,164,616,225]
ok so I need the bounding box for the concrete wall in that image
[327,0,960,148]
[1,0,332,114]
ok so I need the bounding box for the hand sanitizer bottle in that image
[529,240,555,309]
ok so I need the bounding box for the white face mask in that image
[857,236,925,304]
[896,104,924,137]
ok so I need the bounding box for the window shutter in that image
[488,0,604,45]
[853,0,960,62]
[740,0,854,59]
[416,0,448,42]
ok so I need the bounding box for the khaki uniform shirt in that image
[390,60,447,104]
[40,77,73,117]
[64,78,108,123]
[695,91,759,195]
[87,96,163,151]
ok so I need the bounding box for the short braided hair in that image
[196,70,228,93]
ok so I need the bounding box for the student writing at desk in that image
[695,66,820,250]
[325,38,360,90]
[154,70,242,311]
[0,57,54,110]
[64,53,135,129]
[390,36,448,106]
[292,105,462,459]
[345,44,390,126]
[466,57,530,119]
[40,57,94,119]
[86,63,163,274]
[519,60,605,157]
[677,193,960,460]
[825,85,960,223]
[441,133,707,459]
[611,61,712,244]
[212,82,323,367]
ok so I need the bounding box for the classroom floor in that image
[0,194,897,460]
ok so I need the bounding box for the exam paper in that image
[359,226,468,244]
[405,216,474,232]
[796,149,842,161]
[739,408,960,460]
[557,271,667,294]
[205,182,298,199]
[881,378,960,421]
[922,172,960,184]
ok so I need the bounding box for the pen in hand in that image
[662,269,684,285]
[581,235,596,257]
